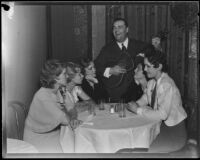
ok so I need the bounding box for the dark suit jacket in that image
[81,78,108,104]
[94,38,152,103]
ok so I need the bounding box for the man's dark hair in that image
[113,18,128,27]
[145,50,168,72]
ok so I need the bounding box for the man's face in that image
[144,58,160,79]
[113,20,128,43]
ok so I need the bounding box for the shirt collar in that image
[156,72,165,86]
[117,38,129,50]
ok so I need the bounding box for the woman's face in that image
[134,64,145,80]
[85,62,96,76]
[72,71,84,85]
[144,58,160,79]
[56,68,68,86]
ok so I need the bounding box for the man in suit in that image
[94,18,153,103]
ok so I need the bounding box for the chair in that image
[6,101,28,140]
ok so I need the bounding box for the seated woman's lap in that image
[148,120,187,153]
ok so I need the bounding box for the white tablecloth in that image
[7,138,39,153]
[60,104,161,153]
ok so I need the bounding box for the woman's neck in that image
[155,71,162,81]
[66,82,75,92]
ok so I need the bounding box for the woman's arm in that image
[136,83,173,121]
[77,86,91,101]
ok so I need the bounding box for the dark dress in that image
[81,78,108,104]
[94,38,153,103]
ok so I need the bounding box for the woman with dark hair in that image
[23,59,82,153]
[80,58,108,104]
[133,54,148,93]
[127,51,188,152]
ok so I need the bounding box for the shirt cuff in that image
[103,68,111,78]
[135,79,140,85]
[136,107,143,115]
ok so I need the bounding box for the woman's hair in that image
[145,50,168,72]
[134,55,148,79]
[66,62,82,83]
[80,57,93,74]
[40,59,66,88]
[80,57,92,68]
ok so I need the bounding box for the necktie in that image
[121,43,127,52]
[151,81,157,109]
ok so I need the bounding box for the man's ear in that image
[126,27,129,33]
[158,64,163,71]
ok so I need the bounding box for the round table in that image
[60,104,161,153]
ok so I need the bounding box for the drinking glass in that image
[118,101,126,118]
[110,104,115,113]
[88,103,96,116]
[99,99,105,110]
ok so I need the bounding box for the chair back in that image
[6,101,27,140]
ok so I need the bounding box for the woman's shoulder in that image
[34,87,56,101]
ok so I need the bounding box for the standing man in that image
[94,18,154,103]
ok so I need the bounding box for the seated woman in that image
[23,59,82,153]
[80,58,108,104]
[65,62,96,113]
[127,50,188,152]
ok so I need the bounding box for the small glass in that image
[110,104,115,113]
[114,103,119,112]
[118,101,126,118]
[99,99,105,110]
[88,104,96,116]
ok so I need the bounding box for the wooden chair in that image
[6,101,28,140]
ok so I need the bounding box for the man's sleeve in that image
[94,47,108,76]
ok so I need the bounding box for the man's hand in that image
[109,65,126,76]
[127,101,139,113]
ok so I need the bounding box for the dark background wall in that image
[49,5,91,63]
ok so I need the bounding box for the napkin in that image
[85,114,94,122]
[82,122,94,126]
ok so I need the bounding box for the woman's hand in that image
[127,101,139,113]
[69,119,83,130]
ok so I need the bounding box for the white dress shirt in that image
[136,73,187,126]
[103,38,129,78]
